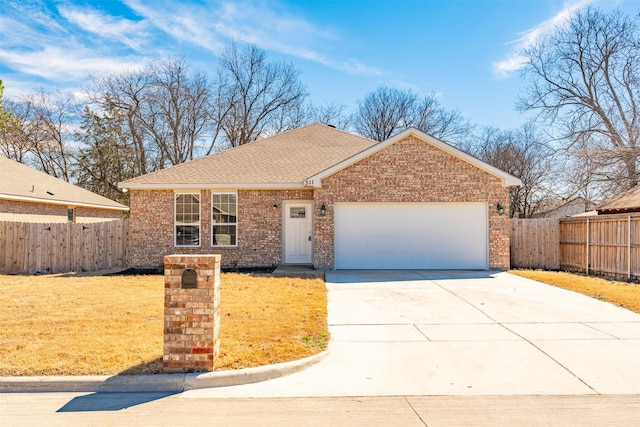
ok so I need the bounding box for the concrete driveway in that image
[184,270,640,398]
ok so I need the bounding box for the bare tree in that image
[89,70,155,175]
[471,123,556,217]
[215,43,308,147]
[518,7,640,192]
[413,96,473,145]
[89,56,214,172]
[353,86,472,143]
[353,86,416,141]
[310,102,352,130]
[1,90,77,180]
[141,56,213,166]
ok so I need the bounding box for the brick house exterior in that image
[0,156,128,223]
[120,124,520,270]
[1,199,124,222]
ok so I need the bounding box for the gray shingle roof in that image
[120,123,377,189]
[0,156,128,211]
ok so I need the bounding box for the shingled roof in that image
[119,123,377,189]
[596,186,640,214]
[0,156,128,211]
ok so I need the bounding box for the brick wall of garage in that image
[127,188,313,268]
[313,135,511,270]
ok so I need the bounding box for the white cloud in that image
[124,0,228,54]
[492,0,594,78]
[58,5,149,51]
[0,45,141,82]
[0,0,148,95]
[124,0,382,76]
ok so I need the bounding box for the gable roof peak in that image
[306,127,522,188]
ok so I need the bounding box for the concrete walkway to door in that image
[184,270,640,398]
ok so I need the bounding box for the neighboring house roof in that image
[0,156,128,211]
[572,210,598,217]
[531,197,595,218]
[119,123,522,190]
[596,186,640,214]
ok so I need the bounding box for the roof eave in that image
[119,182,308,190]
[0,193,129,211]
[597,207,640,214]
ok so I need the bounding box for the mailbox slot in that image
[181,268,198,289]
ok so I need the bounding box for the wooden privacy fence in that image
[0,219,128,275]
[511,214,640,280]
[510,218,560,270]
[560,215,640,280]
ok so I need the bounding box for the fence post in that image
[628,215,632,280]
[586,217,590,275]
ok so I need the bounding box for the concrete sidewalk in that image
[3,393,640,426]
[183,270,640,398]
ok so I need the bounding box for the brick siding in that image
[0,199,123,223]
[128,189,313,268]
[313,135,510,269]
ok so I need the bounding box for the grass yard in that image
[0,273,328,376]
[510,269,640,314]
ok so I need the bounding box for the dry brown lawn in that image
[510,270,640,314]
[0,273,328,376]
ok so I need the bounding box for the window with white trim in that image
[211,192,237,246]
[175,193,200,246]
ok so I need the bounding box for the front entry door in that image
[283,201,313,264]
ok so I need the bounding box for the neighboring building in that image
[0,156,128,223]
[119,123,521,270]
[531,197,596,218]
[596,186,640,215]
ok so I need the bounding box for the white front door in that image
[283,201,313,264]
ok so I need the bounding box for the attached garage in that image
[334,202,488,270]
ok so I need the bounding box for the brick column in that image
[163,254,221,373]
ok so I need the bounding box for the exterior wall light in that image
[496,202,505,215]
[320,203,327,216]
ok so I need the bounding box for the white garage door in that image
[334,202,488,269]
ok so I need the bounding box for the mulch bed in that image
[106,266,278,276]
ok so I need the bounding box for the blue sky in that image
[1,0,636,130]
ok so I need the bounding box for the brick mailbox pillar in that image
[163,254,221,373]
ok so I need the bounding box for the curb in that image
[0,350,329,393]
